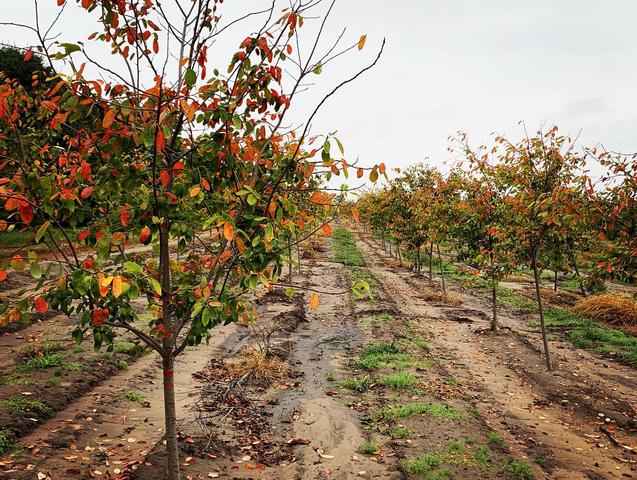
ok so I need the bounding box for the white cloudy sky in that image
[2,0,636,180]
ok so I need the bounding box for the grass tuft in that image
[360,441,378,454]
[17,353,63,371]
[0,396,51,416]
[371,402,464,422]
[118,390,146,404]
[340,376,373,392]
[504,460,534,479]
[379,372,419,390]
[0,429,19,455]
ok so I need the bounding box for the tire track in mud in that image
[354,231,637,480]
[271,257,399,480]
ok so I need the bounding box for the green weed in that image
[487,431,503,445]
[371,402,464,422]
[118,390,146,404]
[340,377,373,392]
[115,359,129,370]
[17,353,63,371]
[360,441,378,454]
[379,372,419,390]
[0,396,51,416]
[0,429,19,455]
[504,460,534,480]
[389,426,411,439]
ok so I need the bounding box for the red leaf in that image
[19,205,34,225]
[120,205,131,226]
[35,297,48,314]
[78,229,91,241]
[140,226,151,244]
[159,169,170,187]
[80,161,92,181]
[24,49,33,61]
[156,131,166,151]
[0,269,7,282]
[80,186,94,199]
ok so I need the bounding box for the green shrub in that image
[0,429,18,455]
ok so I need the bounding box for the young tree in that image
[0,1,382,478]
[495,126,589,371]
[450,134,515,331]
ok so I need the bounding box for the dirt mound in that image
[573,294,637,333]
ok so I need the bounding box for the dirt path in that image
[2,229,636,480]
[355,231,637,479]
[1,324,239,479]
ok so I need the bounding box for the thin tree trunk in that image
[295,231,301,274]
[490,252,498,331]
[491,279,498,331]
[553,267,558,291]
[397,245,402,265]
[571,253,587,297]
[436,243,446,296]
[159,222,180,480]
[428,242,434,283]
[532,251,553,371]
[287,238,293,286]
[162,355,180,480]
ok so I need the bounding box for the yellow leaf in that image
[99,273,114,288]
[309,292,320,311]
[357,34,367,51]
[112,275,124,298]
[189,185,201,197]
[223,222,234,241]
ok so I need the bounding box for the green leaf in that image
[34,221,50,244]
[184,68,197,87]
[247,194,258,206]
[124,261,144,275]
[313,62,323,75]
[29,261,42,279]
[148,278,162,295]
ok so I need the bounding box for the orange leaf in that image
[357,34,367,50]
[322,223,333,236]
[102,109,115,128]
[357,168,364,178]
[351,208,360,223]
[223,222,234,242]
[309,292,319,311]
[112,275,124,298]
[189,185,201,197]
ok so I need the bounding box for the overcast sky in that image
[2,0,636,181]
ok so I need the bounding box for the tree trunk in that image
[159,222,180,479]
[532,251,553,371]
[553,267,558,291]
[428,242,434,283]
[287,238,293,286]
[571,254,587,297]
[490,252,498,332]
[397,245,402,265]
[295,231,302,274]
[162,355,181,480]
[436,243,446,296]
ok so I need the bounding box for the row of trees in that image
[0,1,381,478]
[357,126,637,372]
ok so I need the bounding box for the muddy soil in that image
[1,229,636,480]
